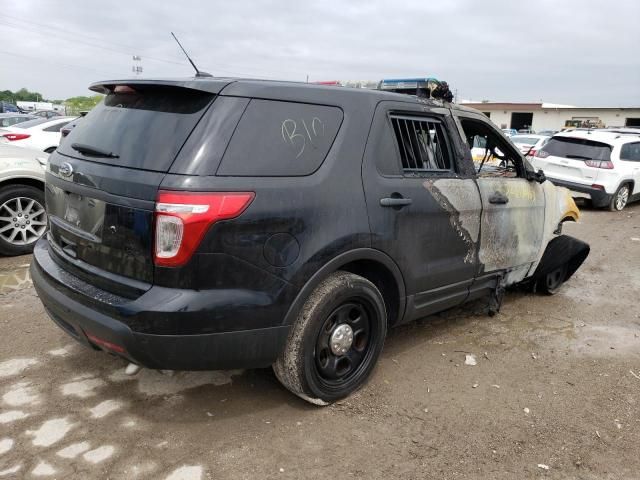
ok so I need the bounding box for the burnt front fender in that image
[529,235,590,286]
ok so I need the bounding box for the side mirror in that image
[526,169,546,183]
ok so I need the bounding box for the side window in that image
[389,115,454,174]
[217,99,343,177]
[620,142,640,162]
[43,122,67,132]
[458,117,523,178]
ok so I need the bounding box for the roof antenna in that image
[171,32,212,78]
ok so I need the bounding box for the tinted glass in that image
[43,121,71,132]
[57,85,214,172]
[620,142,640,161]
[511,136,539,145]
[217,99,343,176]
[15,118,51,129]
[541,137,611,161]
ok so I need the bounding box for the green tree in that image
[64,95,103,115]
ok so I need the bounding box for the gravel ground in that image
[0,203,638,479]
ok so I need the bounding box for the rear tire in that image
[0,185,47,256]
[273,271,387,405]
[608,183,630,211]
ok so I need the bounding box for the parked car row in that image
[0,113,38,128]
[0,116,75,152]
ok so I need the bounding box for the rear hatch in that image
[534,136,612,185]
[45,82,220,296]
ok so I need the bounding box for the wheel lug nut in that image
[12,218,16,221]
[18,213,22,217]
[26,221,30,225]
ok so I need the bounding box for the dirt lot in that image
[0,204,638,479]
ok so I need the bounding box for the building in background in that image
[460,102,640,131]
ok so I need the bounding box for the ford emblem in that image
[59,162,74,178]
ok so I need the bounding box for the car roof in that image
[0,113,35,118]
[512,134,548,140]
[89,76,456,110]
[553,129,640,145]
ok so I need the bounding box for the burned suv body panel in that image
[31,77,588,375]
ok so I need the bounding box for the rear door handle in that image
[380,197,412,208]
[488,192,509,204]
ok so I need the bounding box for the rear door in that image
[45,83,220,295]
[619,141,640,195]
[534,136,613,186]
[362,101,482,321]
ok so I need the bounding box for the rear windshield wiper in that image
[565,154,593,160]
[71,143,119,158]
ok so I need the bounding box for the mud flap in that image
[528,235,590,289]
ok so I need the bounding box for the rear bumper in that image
[545,177,611,208]
[31,239,290,370]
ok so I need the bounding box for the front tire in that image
[0,185,47,256]
[274,271,387,405]
[609,183,630,211]
[538,263,568,295]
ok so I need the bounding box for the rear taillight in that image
[527,149,536,157]
[585,160,614,169]
[86,333,126,354]
[2,133,31,141]
[154,191,255,267]
[535,150,549,158]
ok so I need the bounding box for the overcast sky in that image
[1,0,638,105]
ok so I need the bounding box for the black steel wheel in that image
[274,271,387,405]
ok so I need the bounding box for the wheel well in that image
[621,180,634,192]
[339,259,401,327]
[0,178,45,192]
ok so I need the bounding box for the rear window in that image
[541,136,612,161]
[217,99,343,176]
[511,136,539,145]
[57,85,214,172]
[15,118,51,129]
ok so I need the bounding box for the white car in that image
[532,130,640,211]
[0,144,48,255]
[510,134,550,157]
[1,116,75,153]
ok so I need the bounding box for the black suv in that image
[31,78,589,404]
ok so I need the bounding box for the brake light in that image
[585,160,614,169]
[86,333,126,354]
[2,133,31,141]
[527,149,536,157]
[154,191,255,267]
[535,150,549,158]
[591,184,605,191]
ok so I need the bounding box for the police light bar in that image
[378,77,440,90]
